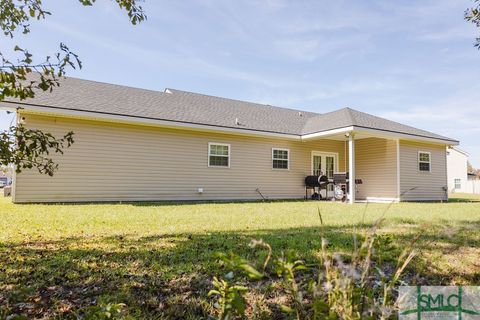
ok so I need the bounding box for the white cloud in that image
[272,33,371,62]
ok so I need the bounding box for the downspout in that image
[396,139,401,201]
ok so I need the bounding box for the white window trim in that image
[418,151,431,173]
[272,148,290,170]
[208,142,231,168]
[311,151,339,175]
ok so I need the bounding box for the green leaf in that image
[231,285,248,292]
[208,290,221,296]
[280,304,295,314]
[239,263,263,280]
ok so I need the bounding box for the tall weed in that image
[209,205,419,319]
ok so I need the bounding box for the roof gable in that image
[302,107,455,142]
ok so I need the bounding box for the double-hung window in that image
[418,151,431,172]
[454,178,461,189]
[272,148,289,169]
[208,143,230,167]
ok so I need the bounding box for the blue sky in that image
[1,0,480,165]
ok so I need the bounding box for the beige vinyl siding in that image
[14,113,347,203]
[399,140,447,201]
[355,138,398,200]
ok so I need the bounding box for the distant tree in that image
[0,0,146,175]
[468,161,474,173]
[467,161,480,178]
[465,0,480,49]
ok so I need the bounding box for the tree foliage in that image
[467,161,480,177]
[1,124,74,176]
[0,0,145,175]
[0,0,145,100]
[466,0,480,49]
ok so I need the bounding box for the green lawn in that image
[1,195,479,318]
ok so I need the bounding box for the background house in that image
[447,147,469,193]
[447,147,480,194]
[468,172,479,180]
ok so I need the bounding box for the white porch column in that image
[348,133,355,204]
[396,139,401,200]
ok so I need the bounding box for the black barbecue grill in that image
[304,175,331,200]
[305,172,362,201]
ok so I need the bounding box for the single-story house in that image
[446,146,469,193]
[468,173,479,181]
[0,77,458,203]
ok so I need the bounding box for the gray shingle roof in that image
[302,107,456,142]
[2,76,457,143]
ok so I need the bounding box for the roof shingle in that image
[1,76,457,143]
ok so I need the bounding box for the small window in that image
[272,148,289,169]
[209,143,230,167]
[418,151,431,172]
[454,178,461,189]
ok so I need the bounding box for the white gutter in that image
[0,105,18,112]
[352,126,458,145]
[7,103,301,140]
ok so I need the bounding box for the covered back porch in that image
[302,129,400,204]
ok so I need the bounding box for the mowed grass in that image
[1,195,479,318]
